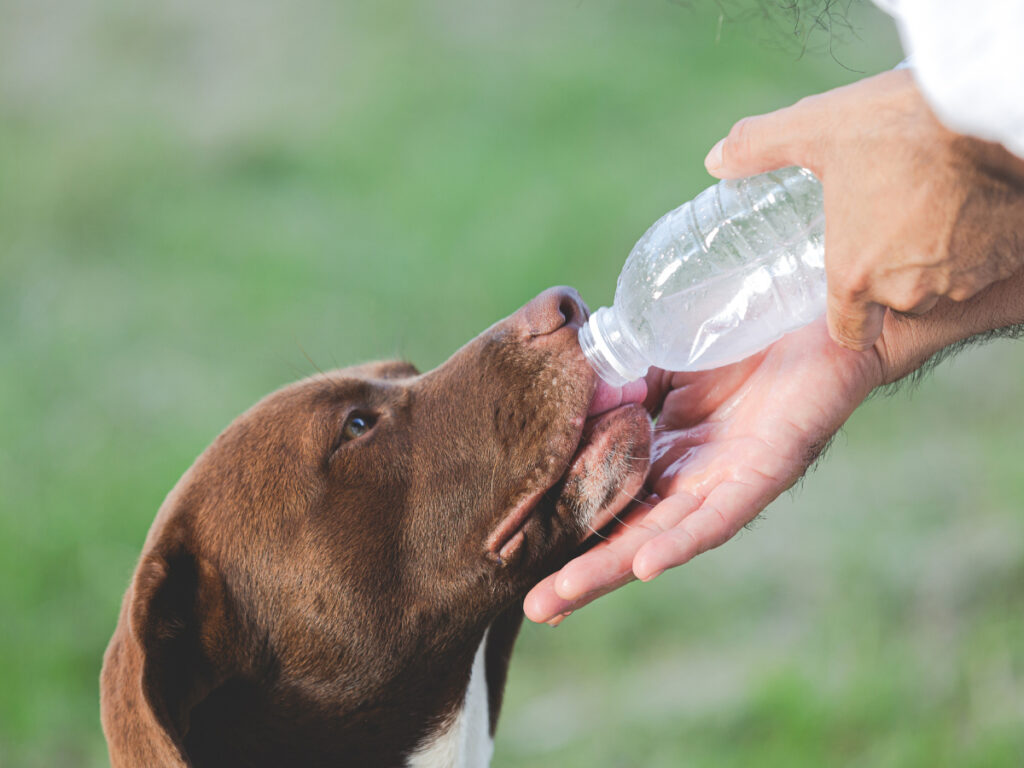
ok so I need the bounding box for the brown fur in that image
[100,287,651,767]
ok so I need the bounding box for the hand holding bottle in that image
[524,69,1024,624]
[704,68,1024,351]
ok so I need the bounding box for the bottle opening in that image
[578,307,648,387]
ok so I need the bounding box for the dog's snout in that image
[521,287,589,337]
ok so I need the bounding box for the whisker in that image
[294,338,344,397]
[625,494,656,508]
[607,510,634,530]
[603,495,656,531]
[295,338,326,377]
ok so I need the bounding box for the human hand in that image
[704,69,1024,351]
[524,265,1024,625]
[524,320,882,624]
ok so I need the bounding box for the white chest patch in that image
[405,629,494,768]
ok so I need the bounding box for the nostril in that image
[521,286,591,337]
[558,293,587,330]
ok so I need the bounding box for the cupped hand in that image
[523,320,883,624]
[704,69,1024,352]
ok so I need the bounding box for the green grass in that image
[2,1,1023,766]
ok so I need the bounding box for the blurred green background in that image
[3,1,1023,766]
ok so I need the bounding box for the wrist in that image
[873,268,1024,386]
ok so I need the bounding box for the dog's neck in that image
[114,606,524,768]
[403,606,523,768]
[103,576,524,768]
[406,627,494,767]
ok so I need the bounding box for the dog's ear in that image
[102,523,232,767]
[131,530,232,736]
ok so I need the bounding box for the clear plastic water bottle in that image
[579,166,826,386]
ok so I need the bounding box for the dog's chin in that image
[555,403,652,540]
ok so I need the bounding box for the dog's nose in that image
[521,286,589,337]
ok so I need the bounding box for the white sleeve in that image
[874,0,1024,158]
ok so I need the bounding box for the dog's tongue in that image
[587,376,648,418]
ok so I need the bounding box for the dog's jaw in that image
[483,376,651,565]
[558,402,651,536]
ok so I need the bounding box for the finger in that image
[523,501,658,622]
[553,495,698,600]
[642,367,672,415]
[705,100,824,180]
[545,573,635,620]
[524,491,702,622]
[552,543,635,604]
[826,292,886,351]
[633,479,770,580]
[523,572,573,624]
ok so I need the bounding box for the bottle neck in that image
[578,306,649,386]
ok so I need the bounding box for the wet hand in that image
[524,320,881,624]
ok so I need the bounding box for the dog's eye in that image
[341,413,376,442]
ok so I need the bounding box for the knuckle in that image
[947,287,973,302]
[846,268,875,297]
[637,519,667,539]
[793,93,826,114]
[829,266,872,302]
[675,526,705,557]
[887,289,929,314]
[947,280,981,302]
[711,506,738,542]
[726,117,757,159]
[929,270,953,295]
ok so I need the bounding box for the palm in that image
[524,320,883,623]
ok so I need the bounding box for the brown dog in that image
[100,287,651,767]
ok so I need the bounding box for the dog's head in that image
[101,287,651,766]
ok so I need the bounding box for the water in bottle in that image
[579,166,826,386]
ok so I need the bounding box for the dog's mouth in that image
[485,376,651,565]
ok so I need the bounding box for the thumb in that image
[705,100,823,180]
[826,289,886,351]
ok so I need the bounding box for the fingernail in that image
[640,569,664,583]
[547,612,570,628]
[704,139,725,172]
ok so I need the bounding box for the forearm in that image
[875,266,1024,386]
